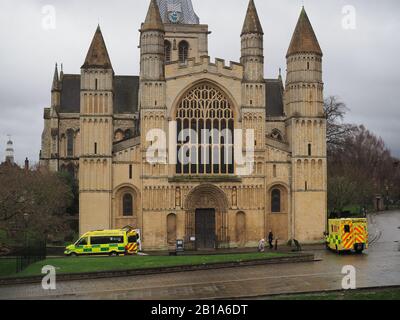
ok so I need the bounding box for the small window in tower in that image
[305,181,308,191]
[94,142,98,155]
[307,62,310,70]
[308,144,312,156]
[95,79,98,90]
[273,165,277,178]
[66,129,74,157]
[165,40,172,63]
[129,164,133,179]
[123,194,133,217]
[271,189,281,213]
[178,41,189,64]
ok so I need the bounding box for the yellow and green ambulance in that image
[64,229,139,256]
[325,218,368,254]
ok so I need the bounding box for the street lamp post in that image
[385,185,390,211]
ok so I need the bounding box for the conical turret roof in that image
[241,0,263,36]
[82,26,113,69]
[142,0,164,32]
[287,7,322,57]
[51,63,60,91]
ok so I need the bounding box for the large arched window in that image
[176,83,234,175]
[165,40,172,63]
[123,194,133,217]
[271,189,281,213]
[66,129,74,157]
[178,40,189,64]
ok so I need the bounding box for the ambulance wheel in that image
[110,251,118,257]
[70,252,78,257]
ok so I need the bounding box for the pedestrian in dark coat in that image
[268,230,274,249]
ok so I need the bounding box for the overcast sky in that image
[0,0,399,164]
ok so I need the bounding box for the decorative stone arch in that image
[166,213,177,249]
[183,184,229,249]
[266,182,289,214]
[235,211,246,248]
[113,183,141,229]
[169,79,240,121]
[178,40,189,64]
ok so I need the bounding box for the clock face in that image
[168,11,181,24]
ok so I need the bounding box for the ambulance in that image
[64,229,139,256]
[325,218,368,253]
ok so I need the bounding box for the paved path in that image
[0,211,399,300]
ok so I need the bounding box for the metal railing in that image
[16,239,46,273]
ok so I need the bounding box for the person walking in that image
[268,230,274,249]
[258,239,265,252]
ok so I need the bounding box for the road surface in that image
[0,211,399,300]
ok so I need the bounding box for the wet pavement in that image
[0,211,399,300]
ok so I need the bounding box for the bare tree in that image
[328,124,397,212]
[324,96,357,152]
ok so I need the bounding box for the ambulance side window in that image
[344,225,350,233]
[76,237,88,246]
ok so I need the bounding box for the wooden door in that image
[195,209,216,249]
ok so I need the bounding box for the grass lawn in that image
[270,288,400,300]
[0,252,287,279]
[0,259,18,277]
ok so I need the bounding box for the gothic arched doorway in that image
[184,184,229,250]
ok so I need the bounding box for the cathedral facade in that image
[40,0,327,250]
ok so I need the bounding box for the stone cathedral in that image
[40,0,327,250]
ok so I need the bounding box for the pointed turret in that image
[60,63,64,81]
[241,0,263,36]
[240,0,264,82]
[140,0,165,81]
[82,26,113,69]
[51,63,60,92]
[142,0,164,32]
[286,7,322,57]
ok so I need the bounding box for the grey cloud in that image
[0,0,399,164]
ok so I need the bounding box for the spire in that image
[60,63,64,81]
[241,0,264,36]
[286,7,322,57]
[51,63,60,92]
[142,0,164,32]
[82,25,113,69]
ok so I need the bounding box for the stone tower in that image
[285,8,327,242]
[49,64,61,172]
[139,0,167,176]
[240,0,265,163]
[79,26,114,233]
